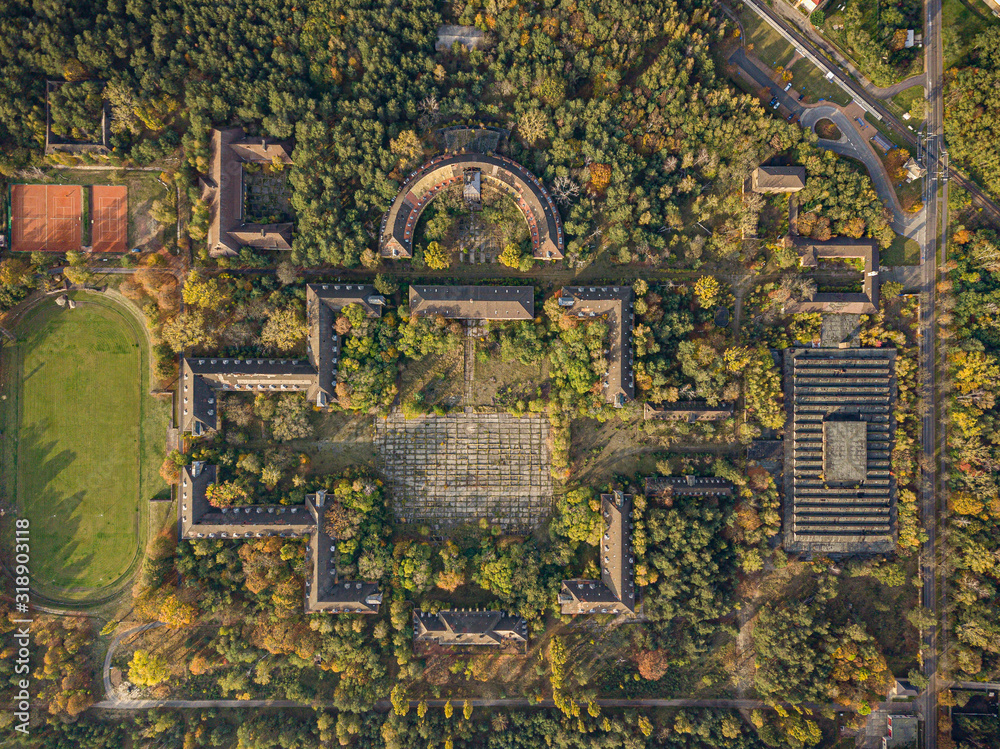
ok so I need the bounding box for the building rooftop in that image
[783,347,897,554]
[882,715,918,749]
[644,475,734,498]
[380,153,563,260]
[408,285,534,320]
[559,286,635,407]
[178,465,381,615]
[179,284,384,432]
[559,492,636,616]
[784,238,880,315]
[413,609,528,647]
[203,127,294,258]
[751,166,806,193]
[823,420,868,484]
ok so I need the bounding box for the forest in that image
[8,704,781,749]
[0,0,899,269]
[944,225,1000,682]
[945,28,1000,204]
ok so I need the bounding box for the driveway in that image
[798,106,924,241]
[731,47,925,241]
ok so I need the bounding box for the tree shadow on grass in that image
[16,421,96,593]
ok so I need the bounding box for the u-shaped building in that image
[379,153,564,261]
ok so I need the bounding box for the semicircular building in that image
[379,153,564,261]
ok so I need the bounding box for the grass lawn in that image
[815,118,843,139]
[883,232,922,266]
[739,8,797,67]
[942,0,1000,68]
[788,59,852,106]
[891,85,926,128]
[0,292,169,603]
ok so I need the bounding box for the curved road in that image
[103,622,165,700]
[867,74,926,101]
[741,0,1000,227]
[799,106,924,240]
[731,44,924,241]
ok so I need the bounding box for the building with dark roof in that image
[413,609,528,648]
[408,285,534,320]
[203,127,294,257]
[751,166,806,193]
[643,402,733,422]
[644,476,734,499]
[784,238,880,315]
[783,347,897,554]
[179,284,384,434]
[380,153,564,260]
[178,464,381,614]
[558,287,634,407]
[559,491,636,616]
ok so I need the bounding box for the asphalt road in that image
[729,48,923,240]
[798,107,924,238]
[92,695,864,712]
[735,8,949,744]
[918,0,946,744]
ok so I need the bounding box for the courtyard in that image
[375,411,553,529]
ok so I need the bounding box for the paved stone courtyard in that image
[375,412,553,529]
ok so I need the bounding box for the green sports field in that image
[0,292,169,604]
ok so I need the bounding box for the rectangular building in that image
[783,348,897,554]
[409,285,534,320]
[751,166,806,193]
[559,491,636,616]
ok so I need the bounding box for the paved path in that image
[868,74,926,100]
[463,323,475,406]
[951,681,1000,691]
[46,165,163,171]
[93,695,845,711]
[730,46,926,244]
[799,106,925,239]
[103,622,165,700]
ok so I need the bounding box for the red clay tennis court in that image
[91,185,128,253]
[11,184,83,253]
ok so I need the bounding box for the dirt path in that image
[463,323,475,407]
[103,621,165,700]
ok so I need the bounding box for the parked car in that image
[784,82,792,92]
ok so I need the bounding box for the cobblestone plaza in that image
[375,412,553,529]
